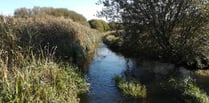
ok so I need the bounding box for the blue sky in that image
[0,0,104,20]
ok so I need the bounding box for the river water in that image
[80,42,129,103]
[80,42,209,103]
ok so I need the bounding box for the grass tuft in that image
[114,76,147,99]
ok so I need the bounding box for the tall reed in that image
[0,15,101,65]
[0,15,96,102]
[0,50,89,102]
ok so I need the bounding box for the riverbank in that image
[0,51,89,102]
[0,14,102,102]
[103,32,209,70]
[103,32,209,103]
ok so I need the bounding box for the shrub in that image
[88,19,110,32]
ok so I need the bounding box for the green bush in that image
[88,19,110,32]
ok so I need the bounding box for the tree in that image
[98,0,209,69]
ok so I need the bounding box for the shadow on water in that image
[80,42,209,103]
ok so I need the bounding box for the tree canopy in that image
[98,0,209,69]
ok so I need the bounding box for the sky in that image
[0,0,105,20]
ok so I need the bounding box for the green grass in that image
[114,76,147,99]
[0,51,89,103]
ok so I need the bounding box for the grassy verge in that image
[0,50,89,103]
[114,76,147,99]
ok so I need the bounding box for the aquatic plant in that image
[114,76,147,99]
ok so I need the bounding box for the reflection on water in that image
[80,42,209,103]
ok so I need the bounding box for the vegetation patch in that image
[0,8,102,102]
[162,77,209,103]
[88,19,110,32]
[0,15,101,65]
[98,0,209,69]
[195,70,209,77]
[102,32,124,52]
[0,50,89,103]
[14,7,90,26]
[114,76,147,99]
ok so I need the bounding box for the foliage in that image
[0,15,92,102]
[162,77,209,103]
[0,15,100,65]
[108,22,124,31]
[114,76,147,99]
[14,7,89,26]
[98,0,209,69]
[88,19,110,32]
[103,32,124,52]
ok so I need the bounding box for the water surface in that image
[80,42,209,103]
[81,43,129,103]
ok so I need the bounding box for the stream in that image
[80,42,209,103]
[80,42,129,103]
